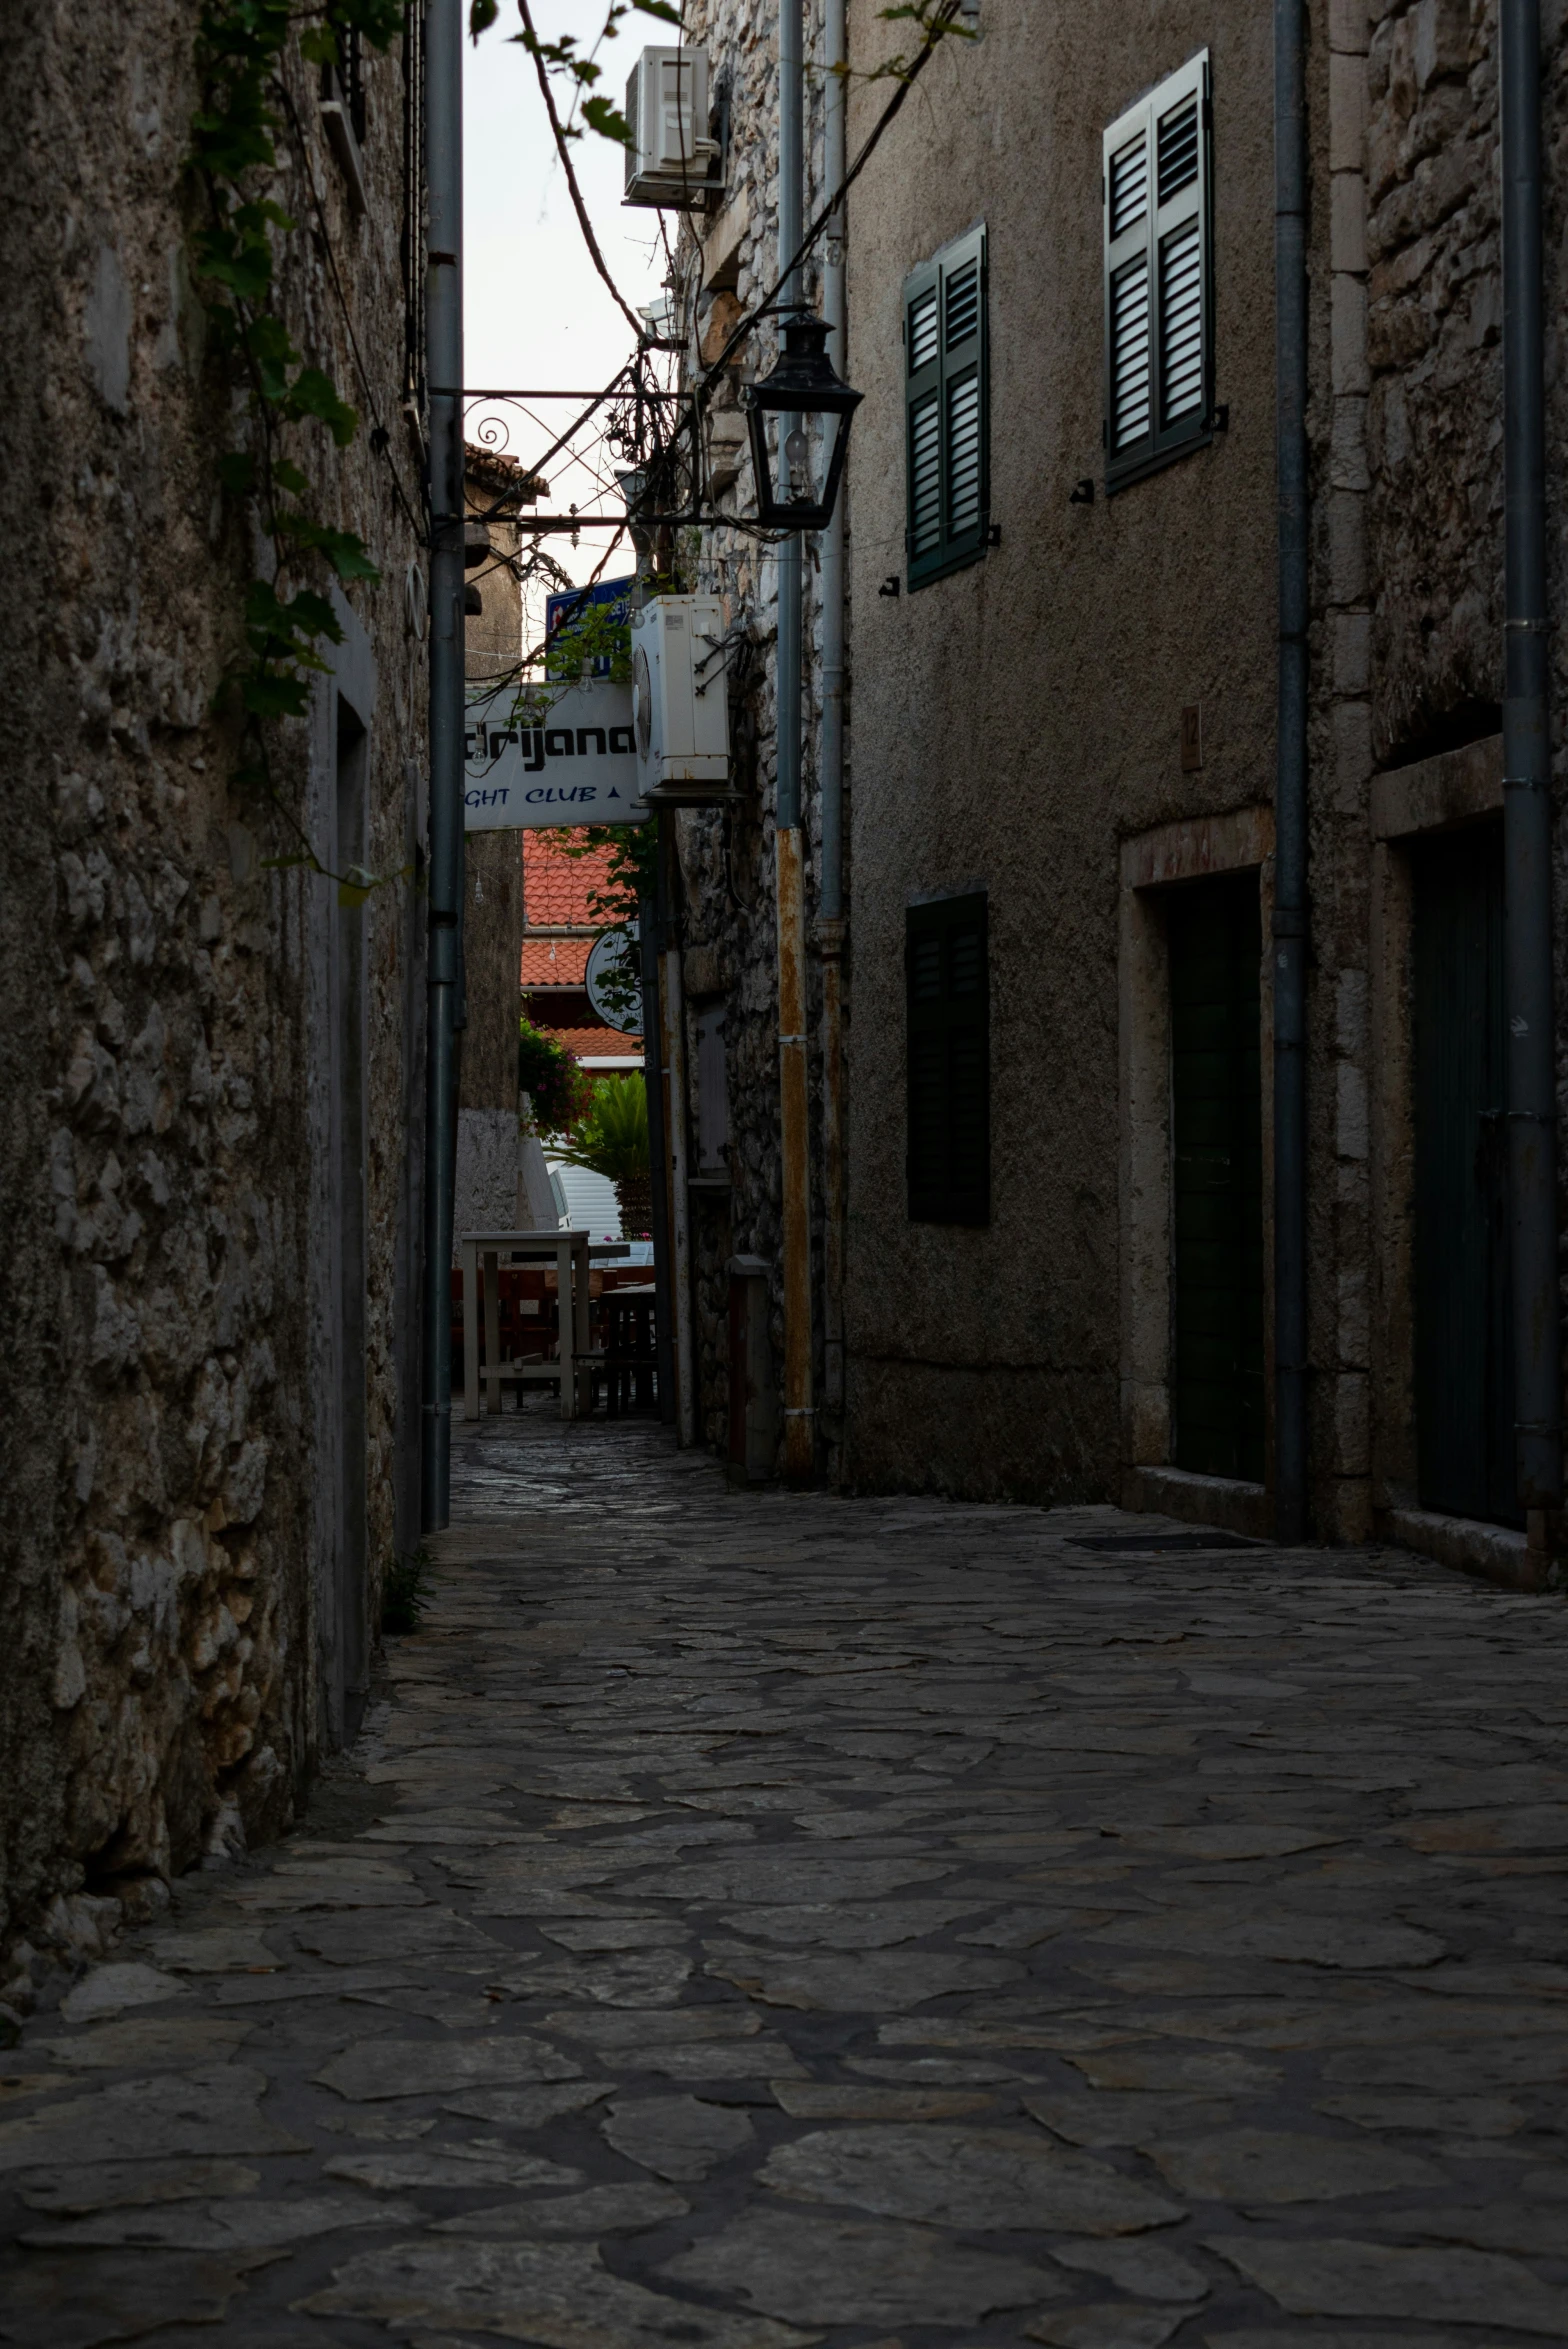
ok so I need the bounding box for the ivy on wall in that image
[189,0,673,889]
[192,2,403,736]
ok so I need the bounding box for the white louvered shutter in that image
[903,226,989,588]
[1103,52,1212,486]
[904,260,942,566]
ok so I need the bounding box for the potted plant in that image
[553,1074,651,1238]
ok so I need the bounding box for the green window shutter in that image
[1103,51,1212,489]
[906,893,990,1224]
[903,225,989,589]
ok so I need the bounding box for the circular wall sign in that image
[585,926,643,1034]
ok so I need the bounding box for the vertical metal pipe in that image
[818,0,848,1424]
[775,0,803,840]
[1272,0,1309,1543]
[777,827,814,1472]
[819,0,846,922]
[775,0,814,1478]
[1276,0,1314,1540]
[420,0,464,1534]
[639,883,678,1424]
[1501,0,1563,1509]
[664,933,696,1443]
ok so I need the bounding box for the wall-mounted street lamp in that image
[741,312,862,531]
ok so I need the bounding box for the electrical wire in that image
[273,68,426,541]
[517,0,648,342]
[694,4,963,397]
[476,3,964,539]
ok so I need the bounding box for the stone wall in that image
[1352,0,1568,1542]
[1365,0,1504,759]
[660,0,1568,1536]
[0,7,427,1995]
[671,0,832,1466]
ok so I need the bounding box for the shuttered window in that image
[906,893,989,1225]
[903,226,989,589]
[1103,53,1212,489]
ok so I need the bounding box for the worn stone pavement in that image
[5,1410,1568,2349]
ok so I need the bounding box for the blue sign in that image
[545,575,636,678]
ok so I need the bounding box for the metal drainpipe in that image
[1501,0,1563,1514]
[420,0,464,1534]
[639,889,678,1424]
[625,502,677,1421]
[775,0,815,1480]
[664,902,697,1444]
[1272,0,1309,1543]
[817,0,848,1433]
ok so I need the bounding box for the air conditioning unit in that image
[630,595,732,803]
[624,47,719,209]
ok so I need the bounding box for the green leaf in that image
[243,312,303,402]
[284,518,382,584]
[633,0,682,21]
[580,94,632,143]
[271,458,309,495]
[191,221,276,304]
[299,25,339,63]
[286,365,359,446]
[242,671,311,719]
[284,586,343,638]
[218,451,257,495]
[468,0,499,35]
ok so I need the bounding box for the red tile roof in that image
[521,937,591,986]
[543,1026,643,1059]
[522,834,620,928]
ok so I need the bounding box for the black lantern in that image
[742,312,863,530]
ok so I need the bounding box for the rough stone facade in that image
[660,0,1568,1564]
[0,7,428,1994]
[1366,0,1505,759]
[664,0,834,1464]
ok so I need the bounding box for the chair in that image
[600,1284,658,1416]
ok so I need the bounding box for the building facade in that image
[0,6,429,1992]
[654,0,1568,1578]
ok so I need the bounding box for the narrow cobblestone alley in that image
[5,1413,1568,2348]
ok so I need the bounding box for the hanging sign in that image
[545,575,636,676]
[585,923,643,1033]
[464,677,648,830]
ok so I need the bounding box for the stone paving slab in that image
[4,1404,1568,2346]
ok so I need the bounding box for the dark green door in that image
[1412,822,1519,1526]
[1169,875,1265,1481]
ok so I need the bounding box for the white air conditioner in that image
[630,595,731,802]
[624,47,719,209]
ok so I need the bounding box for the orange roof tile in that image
[522,834,620,928]
[542,1026,644,1059]
[521,937,591,986]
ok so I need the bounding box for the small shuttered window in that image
[903,226,988,590]
[1103,52,1212,490]
[906,893,989,1225]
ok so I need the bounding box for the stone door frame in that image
[1117,804,1276,1536]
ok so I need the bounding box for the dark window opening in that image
[906,893,989,1225]
[1168,872,1264,1481]
[1412,820,1520,1526]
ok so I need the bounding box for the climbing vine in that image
[191,0,405,809]
[190,0,676,884]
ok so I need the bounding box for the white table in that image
[458,1230,631,1421]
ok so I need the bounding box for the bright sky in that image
[464,2,668,599]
